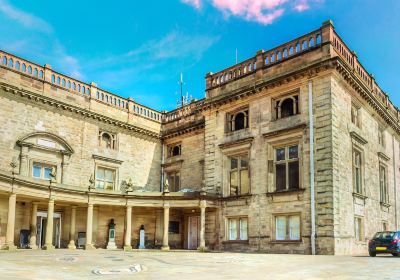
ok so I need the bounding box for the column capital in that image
[163,203,170,209]
[199,200,207,208]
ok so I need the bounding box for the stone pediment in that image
[17,131,74,155]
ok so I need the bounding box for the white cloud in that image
[0,0,52,33]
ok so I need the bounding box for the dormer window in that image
[274,94,299,119]
[99,131,116,150]
[168,144,181,157]
[227,109,249,132]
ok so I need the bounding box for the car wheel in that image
[392,253,399,257]
[369,251,376,257]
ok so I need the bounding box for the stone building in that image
[0,20,399,255]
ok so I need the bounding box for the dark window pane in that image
[281,98,294,118]
[276,148,285,161]
[234,112,245,130]
[169,221,180,234]
[276,164,286,191]
[289,145,298,159]
[231,158,238,170]
[240,157,248,168]
[172,145,180,156]
[288,161,299,189]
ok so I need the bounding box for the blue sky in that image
[0,0,399,111]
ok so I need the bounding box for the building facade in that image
[0,20,399,255]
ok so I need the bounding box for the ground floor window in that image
[96,167,116,190]
[275,215,300,241]
[228,217,248,241]
[32,163,56,180]
[354,216,364,241]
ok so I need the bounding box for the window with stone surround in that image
[168,143,181,157]
[166,171,180,192]
[229,155,250,196]
[275,214,300,241]
[379,164,388,204]
[32,162,56,180]
[227,108,249,132]
[274,93,299,120]
[382,221,388,231]
[354,216,364,241]
[274,145,299,191]
[352,149,363,194]
[95,166,116,190]
[351,103,361,128]
[99,131,117,150]
[228,217,248,241]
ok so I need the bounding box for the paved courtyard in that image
[0,250,399,280]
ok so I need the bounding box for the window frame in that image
[379,163,389,204]
[273,92,300,120]
[273,214,301,241]
[167,143,182,158]
[95,166,116,190]
[354,216,364,242]
[228,154,250,196]
[166,171,181,192]
[352,148,364,195]
[32,162,56,180]
[98,131,117,150]
[227,217,248,241]
[351,103,361,128]
[378,127,385,148]
[226,108,249,132]
[274,144,300,191]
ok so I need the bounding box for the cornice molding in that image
[0,82,161,139]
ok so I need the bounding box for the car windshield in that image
[373,231,396,239]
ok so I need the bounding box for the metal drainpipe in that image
[161,140,165,192]
[392,134,398,229]
[308,80,316,255]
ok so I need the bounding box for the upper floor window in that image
[379,164,388,203]
[32,163,56,180]
[274,94,299,119]
[351,104,361,128]
[229,155,250,196]
[353,149,363,194]
[227,109,249,132]
[168,144,181,157]
[166,171,180,192]
[96,166,115,190]
[275,145,299,191]
[228,217,248,241]
[99,131,116,150]
[378,127,385,147]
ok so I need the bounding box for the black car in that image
[368,231,400,257]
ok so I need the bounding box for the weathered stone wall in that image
[331,73,400,255]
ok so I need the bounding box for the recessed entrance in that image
[36,211,62,249]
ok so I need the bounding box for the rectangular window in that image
[351,104,361,128]
[274,145,299,191]
[275,215,301,241]
[378,128,385,147]
[96,167,115,190]
[354,216,364,241]
[168,221,180,234]
[228,217,248,241]
[32,163,56,180]
[353,149,363,194]
[167,171,180,192]
[229,155,250,196]
[379,164,388,203]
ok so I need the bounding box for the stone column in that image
[85,203,95,250]
[43,199,55,250]
[68,206,77,249]
[3,193,17,250]
[161,204,170,250]
[124,205,132,251]
[29,202,38,249]
[198,200,207,252]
